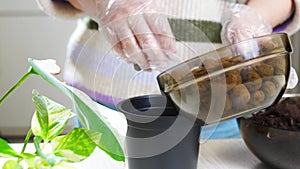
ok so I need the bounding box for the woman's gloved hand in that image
[221,4,272,45]
[221,3,298,89]
[77,0,177,71]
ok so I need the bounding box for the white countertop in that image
[198,139,269,169]
[0,139,270,169]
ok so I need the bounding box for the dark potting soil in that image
[251,97,300,131]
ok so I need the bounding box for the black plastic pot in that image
[117,94,201,169]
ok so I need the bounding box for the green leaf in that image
[52,128,100,162]
[0,138,20,158]
[3,160,22,169]
[28,58,125,161]
[47,100,74,141]
[70,96,125,161]
[32,91,49,139]
[31,91,75,141]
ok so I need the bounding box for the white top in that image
[35,0,300,106]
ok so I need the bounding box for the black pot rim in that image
[116,94,179,118]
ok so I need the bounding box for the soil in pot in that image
[251,97,300,130]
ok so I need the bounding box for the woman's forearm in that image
[67,0,109,18]
[68,0,82,11]
[247,0,294,28]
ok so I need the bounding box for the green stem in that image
[34,136,57,166]
[41,139,48,151]
[21,129,33,154]
[33,136,47,159]
[0,70,33,105]
[17,129,33,163]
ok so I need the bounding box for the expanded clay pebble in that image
[265,57,287,75]
[225,70,242,91]
[192,67,207,77]
[203,58,220,71]
[250,90,266,106]
[256,63,274,76]
[230,84,251,107]
[224,95,232,113]
[262,81,277,97]
[197,80,210,93]
[241,67,262,92]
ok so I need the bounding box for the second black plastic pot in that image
[117,94,201,169]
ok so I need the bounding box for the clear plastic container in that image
[157,33,293,125]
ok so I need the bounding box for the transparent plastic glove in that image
[221,4,272,45]
[77,0,177,71]
[287,67,298,89]
[221,4,298,89]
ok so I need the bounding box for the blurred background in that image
[0,0,299,142]
[0,0,76,142]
